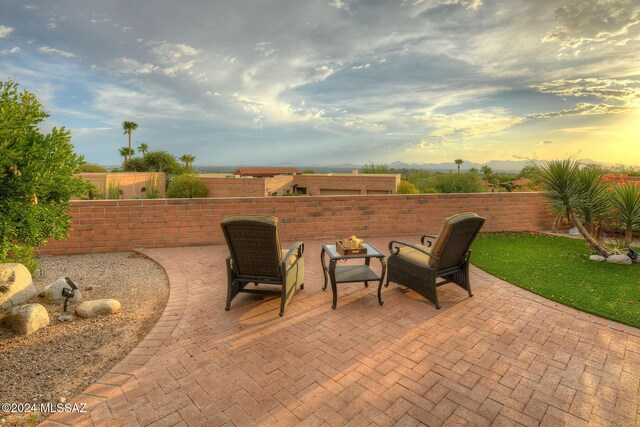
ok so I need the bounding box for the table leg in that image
[377,256,386,306]
[364,258,370,287]
[329,260,338,309]
[321,247,328,291]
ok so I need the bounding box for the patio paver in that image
[42,237,640,426]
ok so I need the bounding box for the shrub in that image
[78,163,106,172]
[362,162,390,174]
[0,80,90,272]
[397,181,419,194]
[432,173,484,193]
[611,183,640,243]
[167,175,209,198]
[124,151,184,174]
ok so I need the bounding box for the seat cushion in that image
[429,213,479,267]
[395,244,433,268]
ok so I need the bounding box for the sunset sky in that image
[1,0,639,166]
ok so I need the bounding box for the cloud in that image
[529,102,634,118]
[328,0,349,10]
[352,63,370,70]
[151,43,199,63]
[424,108,524,138]
[536,140,554,145]
[0,47,20,55]
[543,0,640,56]
[110,57,157,74]
[532,78,640,102]
[440,0,483,10]
[0,25,14,38]
[38,46,76,58]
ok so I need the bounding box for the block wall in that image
[38,193,554,255]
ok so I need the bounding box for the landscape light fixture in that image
[62,277,78,312]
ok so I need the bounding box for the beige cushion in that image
[281,249,299,269]
[396,244,433,268]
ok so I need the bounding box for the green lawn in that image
[471,232,640,328]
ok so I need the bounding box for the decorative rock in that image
[606,255,632,265]
[589,255,606,262]
[0,263,37,309]
[58,314,74,322]
[568,227,580,236]
[43,278,83,303]
[76,299,121,318]
[3,303,49,335]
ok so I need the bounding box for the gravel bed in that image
[0,252,169,426]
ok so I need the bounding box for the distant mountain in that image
[389,160,530,173]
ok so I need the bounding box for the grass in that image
[471,232,640,328]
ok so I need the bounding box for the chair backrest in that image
[221,215,283,281]
[430,213,485,270]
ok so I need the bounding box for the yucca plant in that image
[536,159,610,257]
[611,183,640,243]
[576,167,611,239]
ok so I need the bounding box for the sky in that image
[1,0,639,167]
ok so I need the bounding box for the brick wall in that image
[38,192,554,255]
[199,176,269,197]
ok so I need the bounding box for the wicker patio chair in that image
[221,215,304,317]
[386,213,485,309]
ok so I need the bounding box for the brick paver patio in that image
[43,237,640,426]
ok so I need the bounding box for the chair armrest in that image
[388,240,439,262]
[420,234,437,246]
[283,241,304,273]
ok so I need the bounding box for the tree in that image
[138,143,149,156]
[536,159,610,257]
[122,121,138,158]
[78,163,106,173]
[0,79,91,271]
[119,146,134,162]
[123,150,183,174]
[480,165,493,182]
[397,181,419,194]
[454,159,464,174]
[468,167,478,174]
[179,154,196,173]
[362,162,390,174]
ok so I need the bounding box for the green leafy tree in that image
[480,165,493,182]
[179,154,196,173]
[167,175,209,198]
[362,162,390,174]
[138,143,149,155]
[454,159,464,174]
[77,163,106,173]
[536,159,610,257]
[122,121,138,158]
[397,181,419,194]
[0,80,91,271]
[123,150,184,174]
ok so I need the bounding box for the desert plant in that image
[167,175,208,198]
[143,175,163,199]
[576,168,611,237]
[611,183,640,243]
[0,79,90,271]
[397,181,419,194]
[536,159,610,257]
[106,177,123,199]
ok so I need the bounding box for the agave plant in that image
[536,159,610,257]
[611,183,640,243]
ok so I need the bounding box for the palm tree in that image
[536,159,610,257]
[454,159,463,174]
[122,121,138,157]
[138,143,149,156]
[180,154,196,172]
[119,146,134,162]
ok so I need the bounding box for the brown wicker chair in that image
[386,213,485,309]
[221,215,304,317]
